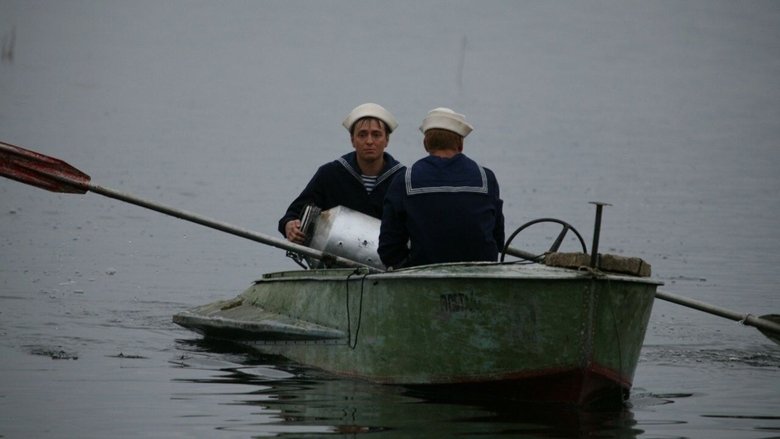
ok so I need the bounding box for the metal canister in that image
[307,205,384,270]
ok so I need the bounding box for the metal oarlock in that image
[589,201,611,268]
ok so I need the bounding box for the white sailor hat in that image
[342,103,399,133]
[419,107,473,137]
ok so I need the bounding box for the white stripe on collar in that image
[405,165,488,195]
[337,157,403,186]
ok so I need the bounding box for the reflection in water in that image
[172,338,662,438]
[642,344,780,368]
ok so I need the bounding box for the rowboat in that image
[172,203,660,406]
[173,254,660,407]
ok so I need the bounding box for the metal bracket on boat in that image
[286,250,309,269]
[588,201,611,268]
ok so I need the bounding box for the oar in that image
[0,140,373,270]
[655,290,780,344]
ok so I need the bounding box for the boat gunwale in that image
[256,262,663,286]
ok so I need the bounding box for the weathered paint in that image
[174,262,660,406]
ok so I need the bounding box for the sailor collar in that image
[337,152,403,187]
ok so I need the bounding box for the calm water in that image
[1,1,779,437]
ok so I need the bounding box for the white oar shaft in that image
[655,290,780,334]
[86,183,371,270]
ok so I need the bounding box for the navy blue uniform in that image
[378,153,504,268]
[278,152,404,236]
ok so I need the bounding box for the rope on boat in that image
[576,265,607,278]
[346,268,371,349]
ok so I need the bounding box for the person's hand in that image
[284,219,306,244]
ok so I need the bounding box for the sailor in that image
[278,103,405,244]
[378,107,504,268]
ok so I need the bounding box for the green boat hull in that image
[174,262,659,406]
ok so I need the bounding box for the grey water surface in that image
[1,1,779,438]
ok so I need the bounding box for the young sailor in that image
[278,103,405,244]
[379,107,504,268]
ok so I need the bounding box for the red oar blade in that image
[0,141,91,194]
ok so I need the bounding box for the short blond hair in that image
[424,128,462,151]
